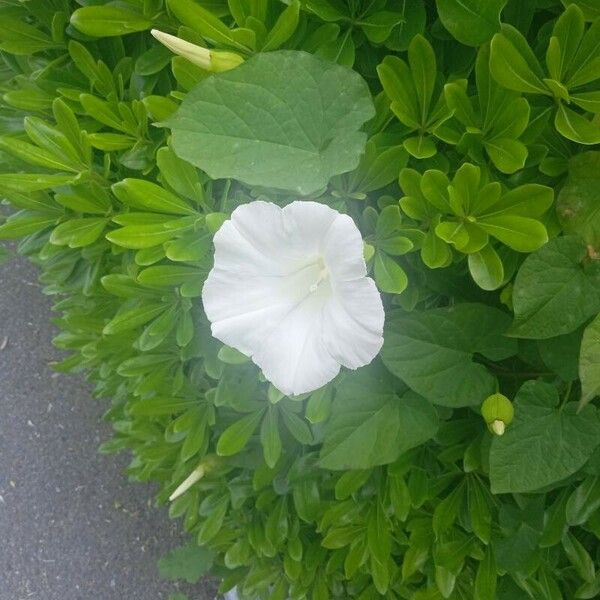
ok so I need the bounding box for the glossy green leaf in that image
[50,218,108,248]
[374,251,408,294]
[490,26,548,94]
[70,6,152,37]
[217,411,264,456]
[436,0,506,46]
[468,245,504,290]
[112,179,197,216]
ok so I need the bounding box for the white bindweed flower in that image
[202,201,385,396]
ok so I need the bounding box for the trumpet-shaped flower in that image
[202,201,385,395]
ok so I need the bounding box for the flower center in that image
[309,257,329,293]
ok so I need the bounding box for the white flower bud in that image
[169,463,205,501]
[151,29,244,72]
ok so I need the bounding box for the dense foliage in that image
[1,0,600,598]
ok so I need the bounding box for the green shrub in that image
[1,1,600,599]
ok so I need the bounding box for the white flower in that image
[202,201,385,396]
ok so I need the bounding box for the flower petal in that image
[282,200,338,254]
[323,214,367,281]
[322,277,384,369]
[230,200,307,269]
[252,292,340,396]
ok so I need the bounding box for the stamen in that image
[309,258,329,293]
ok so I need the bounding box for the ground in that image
[0,252,217,600]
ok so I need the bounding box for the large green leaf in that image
[319,366,438,470]
[490,381,600,493]
[168,51,374,194]
[557,151,600,245]
[381,304,517,407]
[580,314,600,408]
[509,236,600,339]
[436,0,507,46]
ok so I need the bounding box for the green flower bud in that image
[481,393,514,436]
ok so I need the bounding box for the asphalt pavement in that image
[0,251,217,600]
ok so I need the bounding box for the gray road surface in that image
[0,252,217,600]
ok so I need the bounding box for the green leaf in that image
[563,532,596,582]
[305,385,333,424]
[408,35,436,125]
[490,381,600,493]
[169,51,374,195]
[538,328,583,382]
[436,0,506,46]
[198,496,229,544]
[580,313,600,408]
[555,103,600,144]
[281,408,313,445]
[509,236,600,339]
[70,6,152,37]
[137,266,203,287]
[478,214,548,252]
[374,251,408,294]
[168,0,254,52]
[468,245,504,291]
[260,407,282,468]
[157,146,204,204]
[557,151,600,245]
[359,11,404,44]
[262,0,300,51]
[0,18,61,55]
[158,543,215,584]
[468,477,492,544]
[433,481,465,536]
[0,211,58,239]
[385,0,426,51]
[566,477,600,526]
[319,366,438,470]
[112,179,197,216]
[490,27,548,94]
[382,304,517,407]
[106,218,195,249]
[561,0,600,21]
[217,410,264,456]
[484,138,528,174]
[103,303,167,335]
[0,173,74,192]
[474,547,497,600]
[50,218,108,248]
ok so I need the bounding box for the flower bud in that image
[169,463,205,501]
[481,393,514,436]
[168,455,222,501]
[151,29,243,72]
